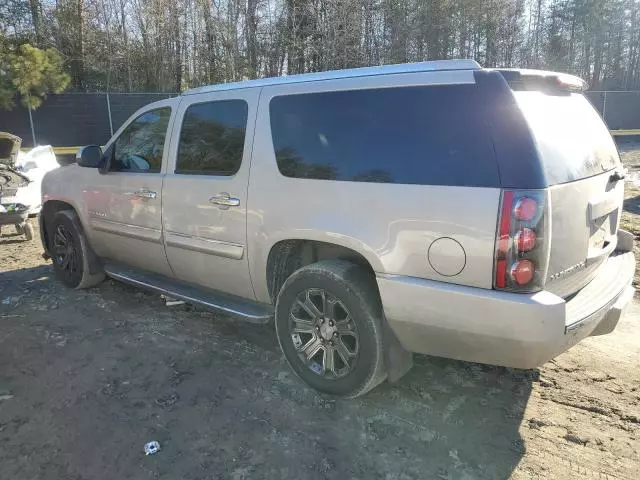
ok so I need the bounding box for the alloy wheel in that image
[53,224,79,277]
[288,288,360,379]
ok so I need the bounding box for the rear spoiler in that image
[492,68,588,93]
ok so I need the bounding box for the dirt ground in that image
[1,147,639,479]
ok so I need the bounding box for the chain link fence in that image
[0,90,637,150]
[0,93,177,149]
[584,91,640,132]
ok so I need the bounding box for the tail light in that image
[494,190,550,292]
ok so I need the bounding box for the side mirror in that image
[76,145,103,168]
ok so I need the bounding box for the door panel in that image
[162,89,259,299]
[86,102,175,277]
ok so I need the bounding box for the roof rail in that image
[183,59,481,96]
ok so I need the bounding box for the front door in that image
[162,89,258,299]
[86,102,175,277]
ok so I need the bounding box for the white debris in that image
[160,294,185,307]
[144,440,161,456]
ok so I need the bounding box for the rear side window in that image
[269,85,499,186]
[176,100,248,175]
[514,92,619,185]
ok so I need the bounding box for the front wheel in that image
[49,210,105,289]
[275,260,386,398]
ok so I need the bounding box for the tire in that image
[275,259,386,398]
[23,222,33,241]
[15,224,24,235]
[49,210,105,289]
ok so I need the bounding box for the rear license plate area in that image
[590,215,610,249]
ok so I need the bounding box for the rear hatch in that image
[506,72,623,298]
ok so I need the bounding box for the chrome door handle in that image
[134,189,157,199]
[209,193,240,208]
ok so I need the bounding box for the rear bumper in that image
[378,250,635,369]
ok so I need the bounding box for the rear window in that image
[514,92,619,185]
[269,85,499,187]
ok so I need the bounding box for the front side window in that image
[176,100,248,176]
[111,107,171,173]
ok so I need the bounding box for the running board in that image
[103,263,273,324]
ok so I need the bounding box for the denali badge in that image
[548,260,587,281]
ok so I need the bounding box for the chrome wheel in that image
[289,288,359,379]
[53,224,79,275]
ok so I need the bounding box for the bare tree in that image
[4,0,639,92]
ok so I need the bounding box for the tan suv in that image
[40,60,636,397]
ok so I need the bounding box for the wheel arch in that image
[40,199,83,257]
[262,238,414,386]
[265,238,380,304]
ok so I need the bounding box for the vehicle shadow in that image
[0,238,29,246]
[0,264,532,479]
[344,355,533,479]
[623,195,640,215]
[0,265,51,289]
[106,274,533,479]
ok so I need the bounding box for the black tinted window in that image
[112,107,171,173]
[269,85,498,186]
[176,100,248,175]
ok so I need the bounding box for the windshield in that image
[514,91,620,185]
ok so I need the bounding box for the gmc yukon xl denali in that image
[39,60,636,397]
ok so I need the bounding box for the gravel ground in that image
[0,146,639,479]
[619,141,640,287]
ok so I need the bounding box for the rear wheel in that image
[15,224,24,235]
[275,260,386,398]
[50,210,105,289]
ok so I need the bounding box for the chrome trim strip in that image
[165,231,244,260]
[104,268,270,322]
[90,217,162,244]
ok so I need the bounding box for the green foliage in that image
[0,41,71,110]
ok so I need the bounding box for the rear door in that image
[513,89,623,297]
[161,89,258,299]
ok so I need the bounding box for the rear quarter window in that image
[269,85,499,187]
